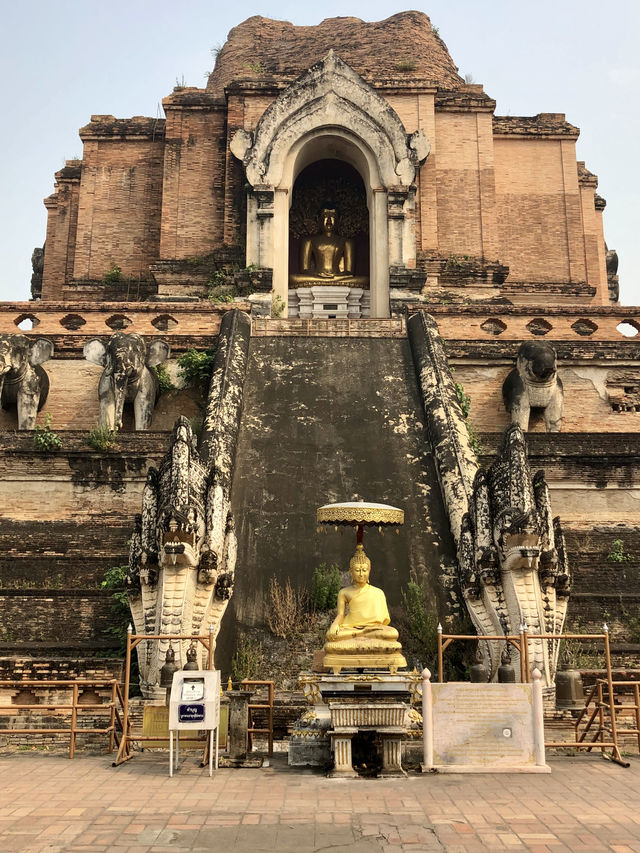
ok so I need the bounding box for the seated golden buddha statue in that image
[323,543,406,674]
[289,204,369,289]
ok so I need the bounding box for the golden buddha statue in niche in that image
[323,543,406,674]
[289,204,369,289]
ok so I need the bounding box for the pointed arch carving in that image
[230,51,430,317]
[231,50,429,189]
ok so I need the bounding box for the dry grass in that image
[267,576,308,639]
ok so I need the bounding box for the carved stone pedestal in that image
[288,287,370,319]
[289,672,421,775]
[380,732,406,777]
[328,730,358,778]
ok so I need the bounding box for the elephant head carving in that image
[83,332,170,431]
[502,341,563,432]
[0,334,54,429]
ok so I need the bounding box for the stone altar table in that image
[289,672,422,775]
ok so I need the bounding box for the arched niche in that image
[231,51,429,318]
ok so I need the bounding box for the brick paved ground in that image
[1,752,639,852]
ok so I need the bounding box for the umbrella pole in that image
[356,524,363,546]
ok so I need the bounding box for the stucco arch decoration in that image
[230,51,430,317]
[231,50,429,188]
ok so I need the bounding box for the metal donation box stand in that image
[168,669,221,777]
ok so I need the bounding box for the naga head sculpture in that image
[459,425,570,686]
[127,417,238,698]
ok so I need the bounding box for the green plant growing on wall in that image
[401,580,439,669]
[454,382,482,458]
[177,348,216,391]
[310,563,342,612]
[244,60,266,74]
[400,580,470,678]
[86,425,118,451]
[33,414,62,451]
[153,363,175,393]
[230,633,264,682]
[103,264,123,285]
[606,539,633,563]
[396,59,417,72]
[100,565,130,649]
[271,293,286,318]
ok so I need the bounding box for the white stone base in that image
[288,286,370,319]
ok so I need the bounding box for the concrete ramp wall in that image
[222,335,457,647]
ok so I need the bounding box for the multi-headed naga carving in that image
[458,425,570,686]
[127,417,237,698]
[125,309,251,698]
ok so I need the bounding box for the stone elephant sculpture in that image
[83,332,170,431]
[0,334,54,430]
[502,341,563,432]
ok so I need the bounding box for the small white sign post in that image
[168,669,221,777]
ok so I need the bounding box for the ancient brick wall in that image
[159,97,227,259]
[41,164,81,301]
[73,119,165,281]
[493,134,592,288]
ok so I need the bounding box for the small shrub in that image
[454,382,471,419]
[401,581,439,669]
[271,293,286,318]
[267,577,307,639]
[153,363,174,393]
[207,285,235,304]
[86,425,118,451]
[33,414,62,451]
[606,539,632,563]
[230,633,264,682]
[177,349,216,391]
[396,59,417,72]
[245,60,265,74]
[400,581,470,678]
[310,563,342,612]
[103,264,123,285]
[100,565,130,649]
[454,382,482,457]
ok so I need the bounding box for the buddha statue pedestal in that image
[288,286,370,319]
[289,672,423,774]
[289,541,417,775]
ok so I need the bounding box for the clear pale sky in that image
[1,0,638,305]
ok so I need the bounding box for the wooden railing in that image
[0,678,125,758]
[242,679,274,757]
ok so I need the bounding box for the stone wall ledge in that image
[79,115,166,140]
[478,432,640,458]
[493,114,580,137]
[0,589,111,598]
[0,431,170,453]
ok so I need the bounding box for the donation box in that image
[169,670,220,732]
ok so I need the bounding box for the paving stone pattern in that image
[1,753,639,852]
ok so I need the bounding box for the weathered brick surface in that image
[73,122,164,282]
[0,433,168,521]
[207,11,463,94]
[0,591,116,643]
[160,102,227,259]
